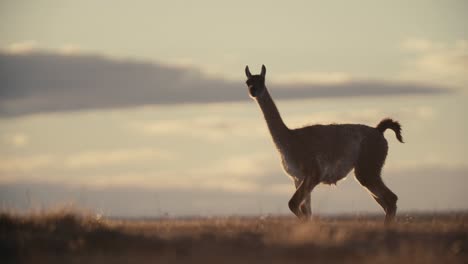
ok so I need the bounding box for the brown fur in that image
[245,65,403,224]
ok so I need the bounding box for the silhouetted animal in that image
[245,65,403,224]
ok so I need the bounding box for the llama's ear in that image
[261,64,266,77]
[245,66,252,78]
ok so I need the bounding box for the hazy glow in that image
[1,94,467,215]
[399,39,468,87]
[0,0,467,216]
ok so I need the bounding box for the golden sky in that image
[0,0,467,216]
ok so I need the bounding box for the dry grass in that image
[1,211,467,264]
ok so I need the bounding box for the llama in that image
[245,65,403,223]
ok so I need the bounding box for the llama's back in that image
[288,123,384,183]
[292,123,379,156]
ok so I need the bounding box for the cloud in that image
[401,38,437,52]
[4,41,83,56]
[138,152,278,193]
[129,104,437,150]
[385,155,468,173]
[133,116,266,142]
[0,154,55,173]
[63,148,173,169]
[2,165,467,216]
[0,49,451,117]
[84,170,262,193]
[189,152,277,180]
[400,38,468,88]
[0,149,276,194]
[272,72,352,85]
[57,44,82,55]
[273,105,436,130]
[3,41,39,55]
[0,147,173,173]
[3,132,29,147]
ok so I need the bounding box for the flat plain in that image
[1,211,467,264]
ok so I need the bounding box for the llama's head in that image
[245,65,266,98]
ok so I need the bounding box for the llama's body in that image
[280,124,379,185]
[245,65,403,224]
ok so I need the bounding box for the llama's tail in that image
[376,118,404,143]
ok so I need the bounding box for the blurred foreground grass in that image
[1,211,467,264]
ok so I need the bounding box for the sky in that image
[0,0,467,217]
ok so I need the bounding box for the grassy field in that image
[1,211,467,264]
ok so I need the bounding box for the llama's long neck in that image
[256,87,290,149]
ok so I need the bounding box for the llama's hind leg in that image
[289,177,317,220]
[355,134,397,224]
[293,179,312,218]
[300,194,311,218]
[356,174,398,224]
[369,179,397,224]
